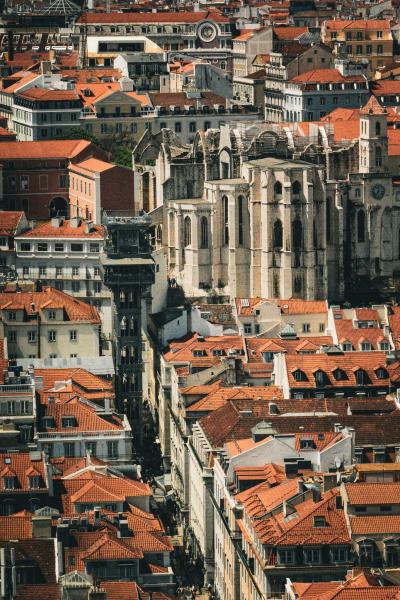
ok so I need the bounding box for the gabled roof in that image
[39,397,124,433]
[345,482,400,505]
[0,140,93,160]
[20,219,104,239]
[76,9,229,23]
[0,211,25,236]
[0,287,100,324]
[360,95,386,115]
[0,453,46,493]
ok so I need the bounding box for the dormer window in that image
[43,417,55,428]
[48,310,56,320]
[376,367,388,380]
[28,475,40,489]
[62,416,77,428]
[314,370,328,386]
[3,476,15,490]
[361,341,372,351]
[333,368,347,381]
[356,369,368,385]
[342,342,352,351]
[192,349,205,357]
[380,341,390,351]
[212,349,225,356]
[300,438,315,449]
[293,369,307,382]
[313,516,327,527]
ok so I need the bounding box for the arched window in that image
[222,196,229,245]
[375,146,382,167]
[326,197,332,243]
[120,316,127,336]
[200,216,208,248]
[129,317,136,336]
[274,181,282,198]
[184,216,191,247]
[292,181,301,196]
[292,219,303,250]
[273,219,283,249]
[357,210,365,243]
[376,121,381,136]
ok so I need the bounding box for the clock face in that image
[198,23,217,43]
[372,184,385,200]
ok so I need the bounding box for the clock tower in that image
[359,96,388,175]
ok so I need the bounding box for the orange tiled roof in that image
[350,514,400,534]
[285,351,392,388]
[334,319,388,351]
[324,19,391,31]
[76,10,229,23]
[360,95,386,115]
[16,584,61,600]
[0,453,46,493]
[291,68,365,84]
[187,386,284,413]
[40,397,123,433]
[17,88,80,102]
[0,514,32,540]
[0,140,92,160]
[20,219,104,239]
[273,26,307,39]
[0,211,24,236]
[70,158,115,175]
[0,287,100,324]
[345,482,400,505]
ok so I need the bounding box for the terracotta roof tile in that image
[39,397,124,433]
[0,140,92,160]
[345,482,400,505]
[0,287,100,324]
[16,585,61,600]
[17,88,80,102]
[291,68,365,84]
[77,10,229,23]
[324,19,391,31]
[0,453,46,493]
[350,514,400,534]
[20,219,104,239]
[0,211,25,236]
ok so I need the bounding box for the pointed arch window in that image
[200,216,208,248]
[292,219,303,250]
[184,216,191,247]
[273,219,283,249]
[222,195,229,245]
[375,146,382,167]
[274,181,282,198]
[292,180,301,198]
[357,210,365,243]
[376,121,381,136]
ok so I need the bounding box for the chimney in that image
[312,485,321,503]
[32,516,52,538]
[51,217,63,228]
[93,506,101,525]
[103,397,111,413]
[70,217,81,229]
[85,220,94,234]
[117,518,130,538]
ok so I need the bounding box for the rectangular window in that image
[8,331,16,342]
[72,281,80,292]
[28,330,36,343]
[332,547,347,562]
[39,175,48,190]
[29,475,40,489]
[71,243,83,252]
[64,442,75,457]
[22,266,29,276]
[8,176,16,190]
[70,330,77,342]
[86,442,97,456]
[304,548,320,564]
[94,281,102,293]
[244,324,252,335]
[54,243,64,252]
[89,243,100,253]
[48,310,56,320]
[366,44,372,54]
[18,242,30,253]
[8,311,16,321]
[377,44,383,54]
[48,330,56,343]
[319,323,325,332]
[107,441,118,458]
[3,476,15,490]
[59,174,68,188]
[302,323,310,332]
[39,266,46,276]
[20,175,29,191]
[72,266,79,276]
[279,550,294,564]
[56,267,63,276]
[37,243,48,252]
[94,267,100,277]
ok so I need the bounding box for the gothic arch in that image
[357,209,366,243]
[184,216,192,247]
[274,181,283,198]
[292,219,303,250]
[200,216,208,248]
[273,219,283,249]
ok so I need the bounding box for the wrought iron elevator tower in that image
[100,212,154,447]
